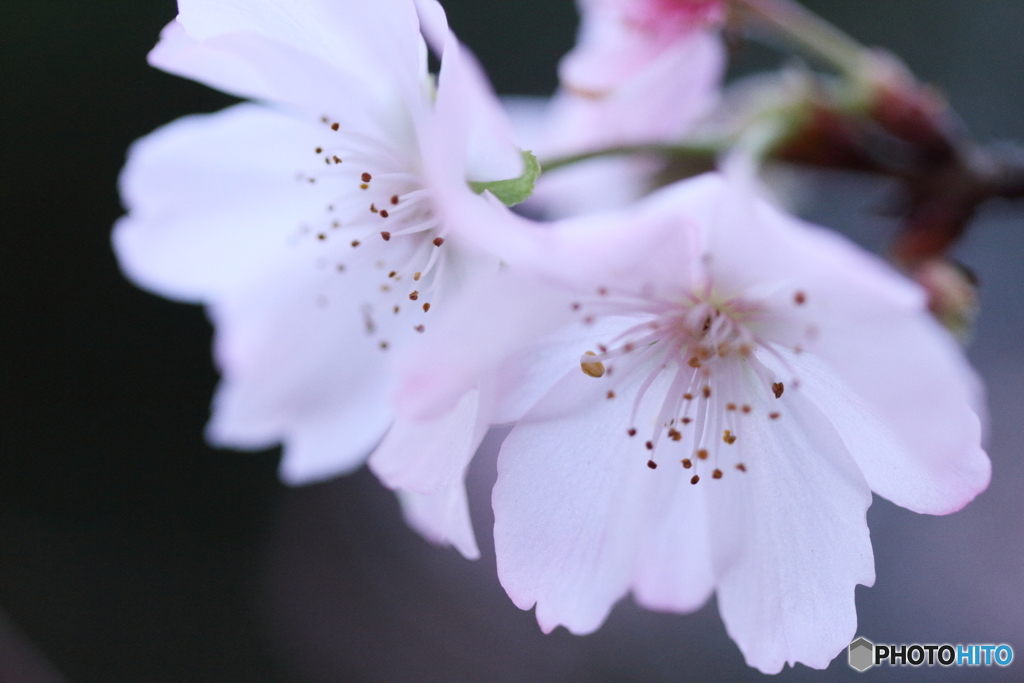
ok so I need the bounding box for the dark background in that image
[1,1,1022,681]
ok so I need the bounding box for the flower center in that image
[574,283,811,482]
[293,116,452,351]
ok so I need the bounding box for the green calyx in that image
[468,150,541,207]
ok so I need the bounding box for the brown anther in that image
[726,403,737,411]
[409,291,419,301]
[361,172,372,182]
[683,393,694,401]
[723,430,737,445]
[697,449,709,460]
[360,183,369,190]
[647,460,658,470]
[380,284,391,292]
[433,237,445,247]
[379,341,388,350]
[336,264,346,272]
[351,240,360,247]
[697,346,714,360]
[380,210,389,218]
[583,316,595,325]
[794,291,806,305]
[681,417,692,424]
[645,441,654,450]
[413,272,422,281]
[333,155,342,164]
[422,303,431,312]
[741,405,751,414]
[738,344,752,356]
[332,221,341,228]
[628,428,637,437]
[688,357,702,368]
[381,231,391,241]
[390,195,399,205]
[769,412,781,420]
[597,287,608,296]
[598,344,608,353]
[606,390,615,399]
[712,469,723,479]
[681,459,692,469]
[370,203,378,213]
[581,351,606,378]
[393,305,400,314]
[668,429,681,442]
[317,233,326,241]
[315,147,323,153]
[414,325,425,333]
[623,342,635,352]
[321,116,329,123]
[570,302,581,311]
[388,271,397,278]
[690,475,700,485]
[702,386,712,399]
[325,157,331,165]
[772,382,784,399]
[331,122,340,131]
[736,463,747,472]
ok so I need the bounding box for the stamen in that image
[581,351,606,378]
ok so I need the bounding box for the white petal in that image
[369,388,488,494]
[114,104,338,302]
[397,476,480,560]
[799,319,989,515]
[148,21,397,138]
[695,174,989,513]
[555,30,725,148]
[709,374,874,674]
[204,257,397,484]
[175,0,423,97]
[494,366,716,635]
[425,34,523,185]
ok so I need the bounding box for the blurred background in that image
[1,1,1021,681]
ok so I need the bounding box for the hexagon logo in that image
[849,637,875,672]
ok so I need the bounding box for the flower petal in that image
[397,475,481,560]
[114,103,338,302]
[204,258,396,484]
[175,0,422,95]
[709,373,874,674]
[370,388,488,494]
[797,320,989,515]
[148,20,398,138]
[494,366,716,634]
[695,173,989,514]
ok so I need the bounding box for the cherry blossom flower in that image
[113,0,523,553]
[392,170,990,672]
[522,0,727,218]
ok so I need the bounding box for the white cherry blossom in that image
[392,170,990,672]
[114,0,523,557]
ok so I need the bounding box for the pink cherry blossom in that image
[520,0,727,219]
[114,0,521,550]
[392,170,990,672]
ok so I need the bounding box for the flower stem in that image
[541,143,718,174]
[733,0,867,80]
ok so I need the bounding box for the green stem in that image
[734,0,867,79]
[540,143,719,174]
